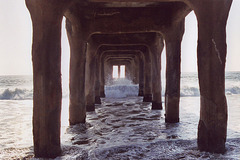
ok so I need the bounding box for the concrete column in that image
[164,20,185,123]
[133,56,140,84]
[193,0,232,153]
[150,35,164,110]
[131,56,139,84]
[26,0,72,158]
[85,44,97,111]
[100,60,106,97]
[66,19,87,124]
[143,50,152,102]
[126,63,132,81]
[118,65,121,78]
[95,58,101,104]
[138,58,144,96]
[105,62,113,85]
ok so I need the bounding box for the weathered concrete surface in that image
[66,2,190,34]
[94,56,102,104]
[25,0,73,158]
[191,0,232,153]
[66,19,87,125]
[164,20,185,123]
[150,34,164,110]
[85,44,98,112]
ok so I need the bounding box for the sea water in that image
[0,73,240,159]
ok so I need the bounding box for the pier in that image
[25,0,232,157]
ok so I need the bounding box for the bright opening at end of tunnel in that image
[112,65,126,78]
[112,65,118,78]
[120,65,125,78]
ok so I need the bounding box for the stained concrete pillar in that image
[66,19,87,124]
[192,0,232,153]
[125,63,132,80]
[95,57,101,104]
[26,0,72,158]
[143,50,152,102]
[105,60,113,85]
[138,58,144,96]
[100,60,106,97]
[150,35,164,110]
[132,56,140,84]
[164,20,185,123]
[105,61,113,84]
[85,44,97,111]
[118,65,121,78]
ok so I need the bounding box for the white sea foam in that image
[1,84,240,159]
[58,96,240,159]
[104,72,240,98]
[0,72,239,101]
[0,88,33,100]
[0,85,239,100]
[226,86,240,95]
[105,78,139,98]
[180,85,240,97]
[180,86,200,97]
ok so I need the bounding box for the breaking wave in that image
[105,79,139,98]
[226,87,240,95]
[105,85,139,98]
[180,86,200,97]
[0,88,33,100]
[180,86,240,97]
[105,83,240,98]
[0,83,239,100]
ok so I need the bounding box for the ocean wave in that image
[105,85,240,98]
[226,87,240,95]
[105,85,139,98]
[0,88,70,100]
[180,86,240,97]
[0,88,33,100]
[0,85,239,100]
[180,86,200,97]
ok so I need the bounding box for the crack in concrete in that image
[212,39,222,65]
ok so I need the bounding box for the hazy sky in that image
[0,0,240,77]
